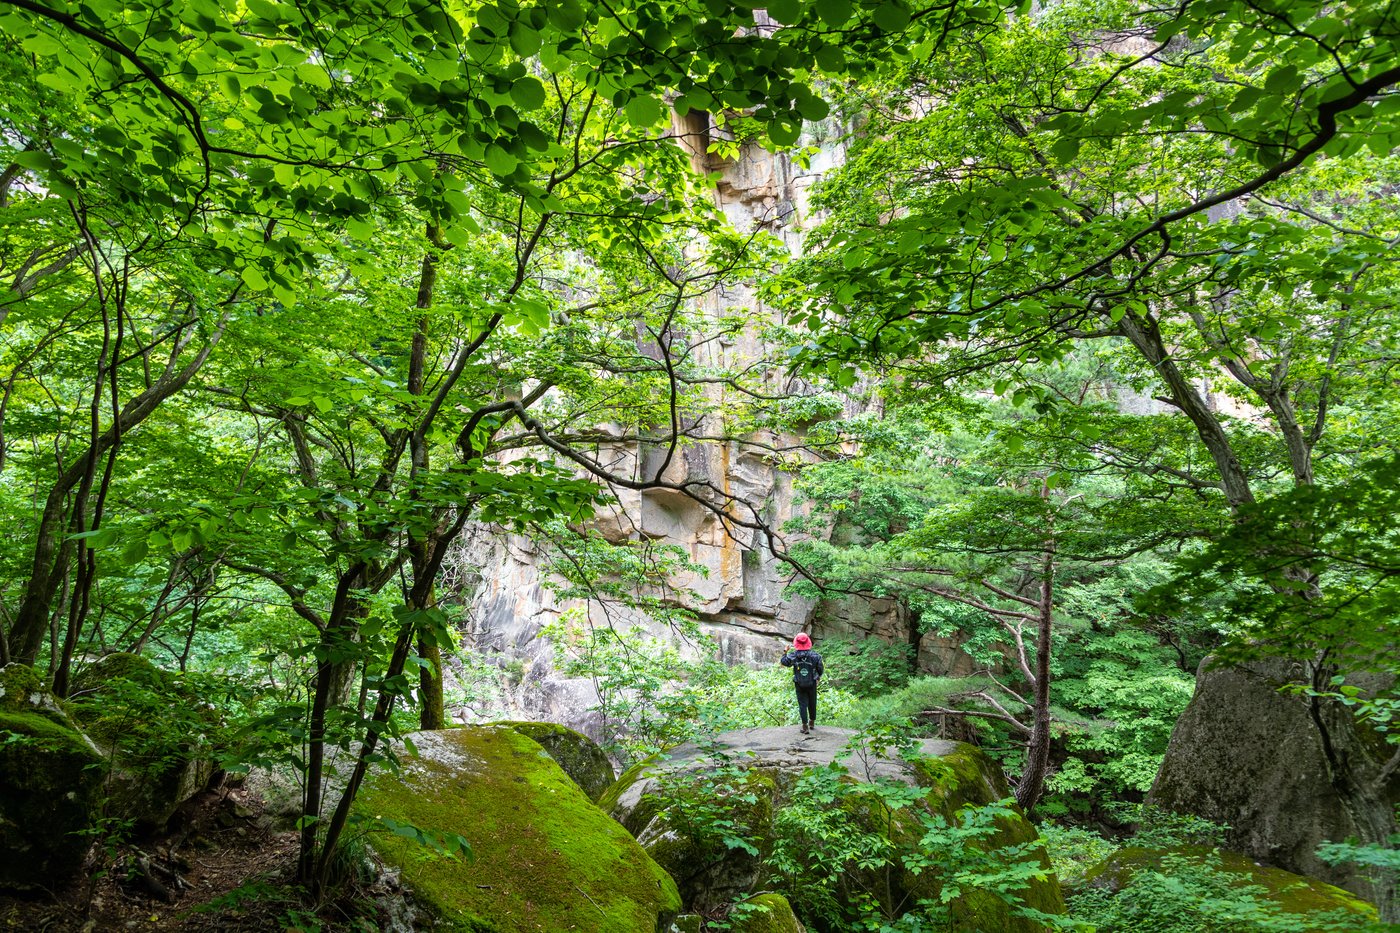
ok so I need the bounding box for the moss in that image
[1085,846,1378,919]
[0,707,104,889]
[730,892,803,933]
[813,743,1062,930]
[0,663,44,709]
[71,652,167,693]
[65,652,219,831]
[912,742,1007,810]
[492,721,616,801]
[618,737,1062,931]
[907,743,1065,926]
[356,726,680,932]
[0,663,73,729]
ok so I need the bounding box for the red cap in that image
[793,633,812,650]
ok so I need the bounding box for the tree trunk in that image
[1016,543,1055,813]
[418,634,445,730]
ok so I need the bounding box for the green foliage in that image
[1068,851,1383,933]
[1154,453,1400,671]
[1316,833,1400,912]
[1037,822,1117,888]
[765,729,1061,931]
[819,636,915,698]
[1050,630,1196,801]
[645,744,766,860]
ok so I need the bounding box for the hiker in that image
[781,632,824,734]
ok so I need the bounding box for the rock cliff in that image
[440,133,975,734]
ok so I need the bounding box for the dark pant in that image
[795,684,817,726]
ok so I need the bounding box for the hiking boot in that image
[800,723,809,734]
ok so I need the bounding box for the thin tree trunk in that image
[1016,537,1055,813]
[418,633,445,730]
[296,566,367,886]
[5,315,230,663]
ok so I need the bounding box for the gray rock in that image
[1149,658,1400,905]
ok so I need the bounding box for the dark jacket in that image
[781,648,824,683]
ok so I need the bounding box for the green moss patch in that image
[1086,846,1378,919]
[491,721,616,801]
[356,726,680,932]
[730,892,803,933]
[0,662,74,728]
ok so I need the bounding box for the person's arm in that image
[815,653,825,678]
[780,651,795,667]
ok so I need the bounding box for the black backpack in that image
[793,653,818,687]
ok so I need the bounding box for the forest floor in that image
[0,783,344,932]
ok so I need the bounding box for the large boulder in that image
[1149,659,1400,903]
[0,663,104,890]
[68,652,218,831]
[356,725,681,932]
[492,720,616,801]
[604,726,1063,931]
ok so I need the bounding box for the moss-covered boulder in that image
[68,652,217,831]
[1083,845,1379,920]
[0,663,104,890]
[356,725,681,932]
[607,726,1062,932]
[730,893,805,932]
[492,720,616,801]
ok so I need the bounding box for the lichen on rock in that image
[0,663,104,891]
[355,725,680,932]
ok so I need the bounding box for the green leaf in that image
[1050,136,1080,163]
[241,265,268,291]
[509,24,542,56]
[767,0,801,21]
[510,76,546,111]
[120,537,149,566]
[872,2,911,32]
[816,0,852,27]
[484,144,519,176]
[769,117,802,147]
[625,95,664,127]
